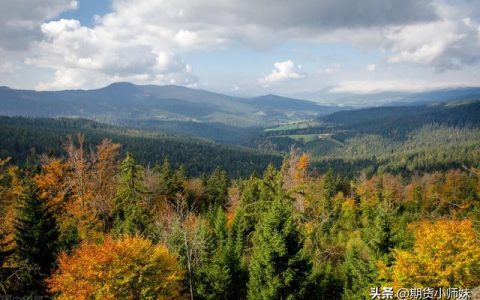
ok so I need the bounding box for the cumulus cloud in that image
[1,0,480,91]
[0,0,77,50]
[97,0,438,50]
[25,17,198,90]
[366,64,376,72]
[385,1,480,70]
[260,60,305,85]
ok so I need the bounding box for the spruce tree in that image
[14,184,59,295]
[156,157,173,199]
[171,164,187,196]
[342,238,377,300]
[114,152,150,235]
[247,195,311,300]
[203,167,229,210]
[365,203,394,260]
[196,207,233,299]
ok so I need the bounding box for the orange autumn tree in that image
[0,159,24,255]
[48,236,183,299]
[33,157,68,214]
[392,219,480,288]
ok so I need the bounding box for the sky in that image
[2,0,480,97]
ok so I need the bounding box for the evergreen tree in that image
[196,207,234,299]
[114,152,150,235]
[342,238,377,300]
[238,175,262,230]
[247,195,311,300]
[365,204,394,260]
[321,168,340,235]
[203,167,229,210]
[260,164,282,201]
[156,157,173,199]
[171,164,187,196]
[309,263,344,300]
[227,212,248,299]
[323,168,338,201]
[14,184,59,295]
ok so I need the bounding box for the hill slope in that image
[0,83,339,129]
[0,116,281,178]
[255,100,480,175]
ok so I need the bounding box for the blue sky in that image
[56,0,111,27]
[1,0,480,101]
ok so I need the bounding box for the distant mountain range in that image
[319,98,480,135]
[295,86,480,107]
[3,82,480,144]
[0,82,339,128]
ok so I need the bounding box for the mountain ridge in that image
[0,82,339,128]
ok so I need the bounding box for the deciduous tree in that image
[48,236,183,299]
[392,219,480,288]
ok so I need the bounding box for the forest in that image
[0,134,479,299]
[258,100,480,176]
[0,116,281,178]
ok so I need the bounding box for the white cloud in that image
[174,30,199,48]
[25,17,198,90]
[366,64,376,72]
[320,63,341,74]
[329,79,477,94]
[260,60,305,85]
[0,0,77,50]
[1,0,480,92]
[385,2,480,70]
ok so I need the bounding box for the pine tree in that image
[247,195,311,300]
[114,152,150,235]
[14,184,59,295]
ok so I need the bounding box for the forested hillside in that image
[0,144,479,298]
[0,83,339,132]
[0,116,281,178]
[257,100,480,175]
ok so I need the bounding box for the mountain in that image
[296,86,480,107]
[255,99,480,175]
[0,83,340,131]
[319,99,480,131]
[248,94,340,119]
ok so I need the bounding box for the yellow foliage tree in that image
[294,153,310,182]
[392,219,480,288]
[0,160,24,255]
[33,157,67,214]
[48,236,183,299]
